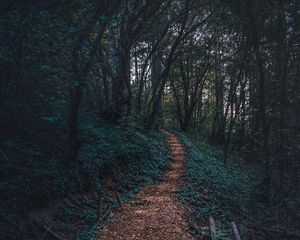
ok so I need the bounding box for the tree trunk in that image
[211,56,225,145]
[68,86,83,161]
[248,0,271,202]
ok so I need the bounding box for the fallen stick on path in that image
[231,222,241,240]
[117,192,123,208]
[0,148,9,162]
[42,226,65,240]
[209,216,217,240]
[90,206,112,240]
[97,192,103,220]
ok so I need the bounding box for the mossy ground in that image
[176,132,264,239]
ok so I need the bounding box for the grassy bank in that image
[0,118,169,240]
[176,132,265,239]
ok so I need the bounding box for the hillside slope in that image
[177,133,300,240]
[0,120,170,240]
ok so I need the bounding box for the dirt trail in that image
[95,130,194,240]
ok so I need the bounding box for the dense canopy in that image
[1,0,299,239]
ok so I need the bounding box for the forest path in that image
[95,129,195,240]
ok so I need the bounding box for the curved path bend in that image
[96,130,194,240]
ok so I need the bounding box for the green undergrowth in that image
[176,132,263,239]
[0,115,169,240]
[73,119,170,240]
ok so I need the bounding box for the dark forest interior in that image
[0,0,299,239]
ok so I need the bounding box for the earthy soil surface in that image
[95,130,195,240]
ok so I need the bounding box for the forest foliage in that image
[0,0,299,239]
